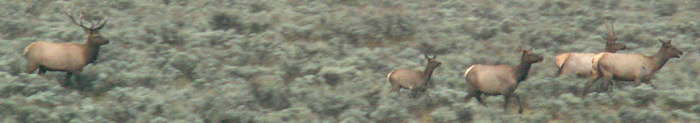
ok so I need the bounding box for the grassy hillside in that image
[1,0,699,122]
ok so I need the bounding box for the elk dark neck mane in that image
[605,43,617,53]
[84,40,101,64]
[649,49,673,72]
[420,64,438,82]
[515,59,533,82]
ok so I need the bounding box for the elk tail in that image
[464,65,475,78]
[553,53,570,77]
[23,42,37,57]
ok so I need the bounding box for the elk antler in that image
[64,11,90,30]
[64,10,110,31]
[605,20,616,43]
[94,16,109,30]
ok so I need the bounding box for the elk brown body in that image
[24,11,109,86]
[583,38,683,97]
[387,54,441,101]
[463,48,543,114]
[555,22,627,77]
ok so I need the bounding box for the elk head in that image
[520,47,544,64]
[604,21,627,53]
[658,38,683,58]
[424,54,442,73]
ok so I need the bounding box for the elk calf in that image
[583,38,683,97]
[463,48,543,114]
[387,54,442,101]
[555,22,627,77]
[24,11,110,86]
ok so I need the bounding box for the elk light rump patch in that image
[463,65,475,78]
[463,47,543,114]
[555,53,570,68]
[386,70,396,79]
[591,52,605,75]
[24,10,110,88]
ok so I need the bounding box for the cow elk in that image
[24,10,110,87]
[387,54,442,101]
[555,21,627,77]
[463,47,543,114]
[583,38,683,98]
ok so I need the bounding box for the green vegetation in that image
[0,0,699,122]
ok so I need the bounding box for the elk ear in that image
[424,54,436,59]
[523,48,533,54]
[517,46,524,52]
[658,38,668,44]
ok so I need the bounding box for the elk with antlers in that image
[583,38,683,97]
[463,47,543,114]
[386,54,442,101]
[24,10,110,87]
[555,21,627,77]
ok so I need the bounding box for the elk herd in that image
[18,9,684,114]
[387,21,684,114]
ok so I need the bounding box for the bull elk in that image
[24,10,110,87]
[555,21,627,77]
[583,38,683,97]
[386,54,442,101]
[463,47,543,114]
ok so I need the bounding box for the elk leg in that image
[602,74,615,98]
[612,81,623,90]
[503,94,511,113]
[604,79,614,96]
[583,75,602,98]
[38,66,47,75]
[390,85,401,97]
[633,77,643,87]
[609,81,623,92]
[513,94,523,114]
[465,91,475,103]
[644,81,656,89]
[474,92,487,107]
[423,90,432,102]
[465,90,480,105]
[603,79,613,94]
[64,72,73,87]
[24,62,39,74]
[75,73,85,89]
[410,90,419,98]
